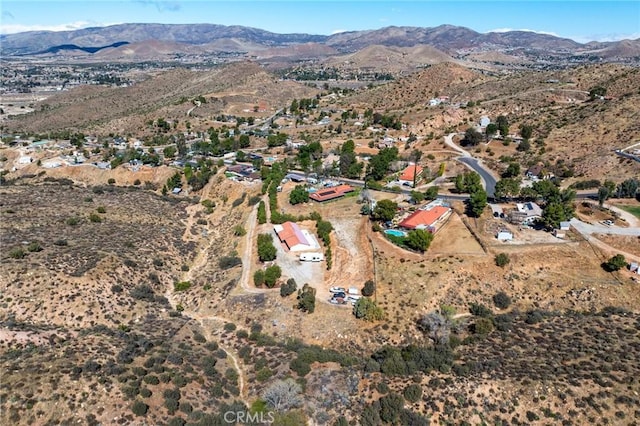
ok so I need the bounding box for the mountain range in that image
[2,23,639,63]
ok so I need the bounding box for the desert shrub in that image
[493,291,512,309]
[525,310,546,324]
[469,303,493,318]
[377,381,390,394]
[403,384,422,403]
[89,212,102,223]
[108,178,116,185]
[494,313,515,331]
[280,278,297,297]
[96,206,106,213]
[256,368,273,382]
[131,400,148,416]
[362,280,376,297]
[66,216,80,226]
[111,284,123,293]
[8,247,26,259]
[180,402,193,414]
[130,285,155,301]
[219,256,242,270]
[123,259,137,268]
[27,242,43,252]
[289,358,311,377]
[495,253,510,267]
[53,239,68,246]
[354,298,385,321]
[164,398,179,414]
[233,225,247,236]
[174,281,191,292]
[143,375,159,385]
[379,393,404,423]
[254,270,265,287]
[472,317,494,335]
[224,323,236,332]
[526,411,540,421]
[139,388,152,398]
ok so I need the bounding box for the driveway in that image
[444,133,497,197]
[272,233,324,289]
[569,218,640,236]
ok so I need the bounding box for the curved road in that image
[444,133,498,197]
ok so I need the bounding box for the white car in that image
[347,295,362,305]
[330,287,346,294]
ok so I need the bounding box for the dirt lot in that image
[592,233,640,258]
[428,211,485,255]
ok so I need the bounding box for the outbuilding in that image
[496,230,513,241]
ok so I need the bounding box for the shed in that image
[496,230,513,241]
[553,229,566,239]
[172,187,182,194]
[559,221,571,231]
[630,262,639,273]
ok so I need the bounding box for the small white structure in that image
[18,156,33,164]
[559,221,571,231]
[553,229,566,239]
[348,287,360,295]
[479,116,491,128]
[630,262,639,274]
[299,252,324,262]
[496,230,513,241]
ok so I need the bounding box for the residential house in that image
[526,163,546,179]
[510,202,543,225]
[479,116,491,128]
[309,184,354,202]
[399,205,451,232]
[273,222,319,252]
[397,163,424,187]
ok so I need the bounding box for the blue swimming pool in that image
[384,229,406,237]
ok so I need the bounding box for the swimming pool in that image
[384,229,406,238]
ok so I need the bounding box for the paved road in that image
[458,157,497,197]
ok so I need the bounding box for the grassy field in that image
[619,204,640,219]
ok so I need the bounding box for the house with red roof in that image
[399,205,451,232]
[309,184,354,202]
[273,222,319,252]
[397,164,423,187]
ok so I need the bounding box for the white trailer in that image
[299,252,324,262]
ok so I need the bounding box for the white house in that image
[496,230,513,241]
[516,202,543,224]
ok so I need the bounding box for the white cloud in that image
[487,28,561,37]
[572,32,640,43]
[0,21,121,35]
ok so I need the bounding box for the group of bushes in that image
[253,265,282,288]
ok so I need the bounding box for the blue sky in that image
[1,1,639,43]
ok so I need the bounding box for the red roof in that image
[275,222,309,249]
[399,164,423,182]
[309,184,354,202]
[399,206,450,230]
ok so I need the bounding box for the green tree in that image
[362,280,376,297]
[297,284,316,313]
[289,185,309,205]
[602,254,627,272]
[372,199,398,222]
[409,190,424,204]
[379,393,404,423]
[163,146,177,158]
[485,123,498,139]
[502,162,521,178]
[405,229,434,252]
[367,147,398,181]
[520,124,534,140]
[424,186,439,200]
[254,270,265,287]
[257,201,267,224]
[468,188,488,217]
[403,384,423,403]
[354,298,385,321]
[493,291,512,309]
[264,265,282,288]
[257,234,277,262]
[462,127,483,146]
[455,171,482,193]
[496,115,509,136]
[616,178,639,198]
[542,202,573,229]
[494,178,521,200]
[516,139,531,152]
[280,278,297,297]
[598,186,610,207]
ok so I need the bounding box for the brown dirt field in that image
[592,233,640,258]
[428,211,485,255]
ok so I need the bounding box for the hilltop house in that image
[399,203,451,233]
[273,222,319,252]
[510,202,543,225]
[309,184,354,202]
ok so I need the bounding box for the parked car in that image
[330,287,346,294]
[347,295,362,305]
